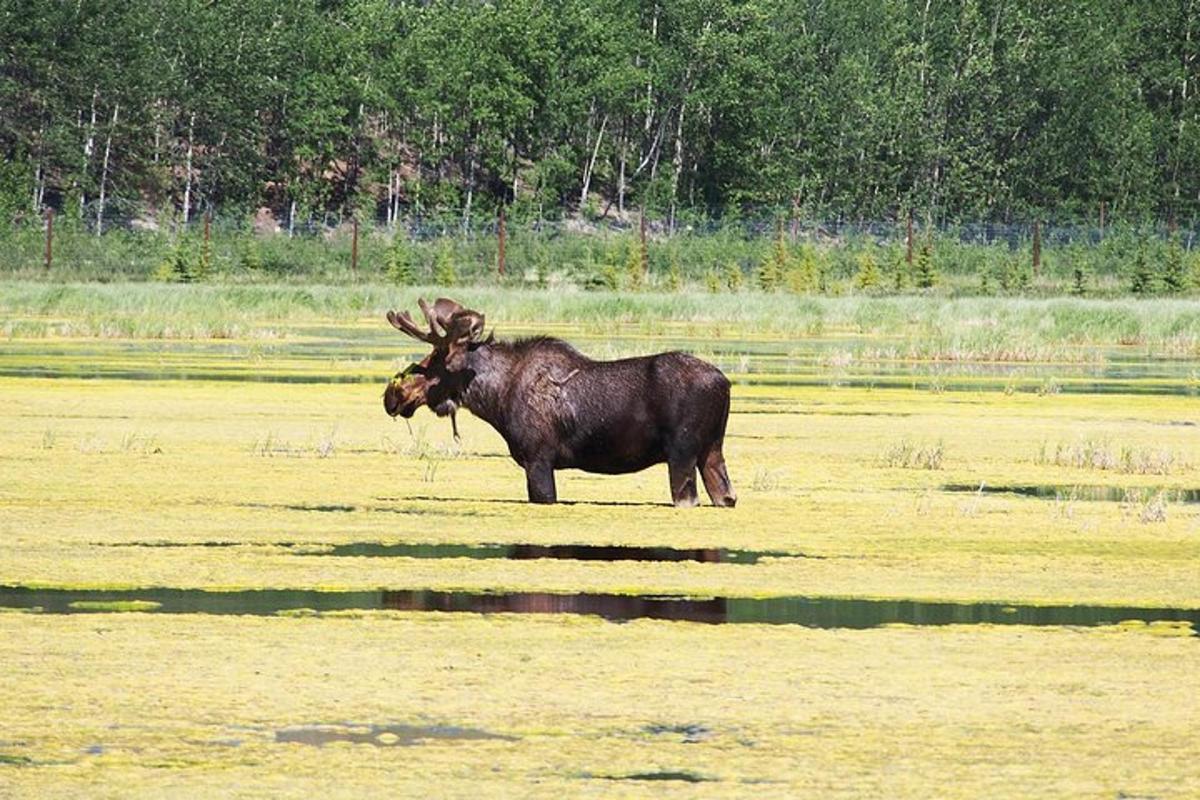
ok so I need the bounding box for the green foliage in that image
[432,245,458,287]
[913,243,937,289]
[1129,248,1156,296]
[625,239,644,291]
[1,0,1196,233]
[890,253,909,292]
[1161,236,1187,294]
[787,247,820,294]
[704,269,721,293]
[1071,261,1089,297]
[154,240,202,283]
[724,261,743,292]
[599,257,622,291]
[386,238,417,285]
[757,233,788,291]
[854,252,882,291]
[239,238,264,274]
[666,253,683,292]
[999,256,1031,294]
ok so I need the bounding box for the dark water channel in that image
[102,540,801,564]
[942,483,1200,502]
[2,586,1196,632]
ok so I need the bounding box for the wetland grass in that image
[5,282,1200,361]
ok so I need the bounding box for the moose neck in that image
[457,343,515,431]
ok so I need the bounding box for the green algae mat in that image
[1,319,1198,797]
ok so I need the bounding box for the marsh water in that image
[2,325,1198,396]
[3,586,1196,632]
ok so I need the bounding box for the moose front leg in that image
[524,461,557,504]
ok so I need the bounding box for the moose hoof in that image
[673,495,700,509]
[715,495,737,508]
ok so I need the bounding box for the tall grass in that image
[3,282,1200,360]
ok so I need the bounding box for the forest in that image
[2,0,1198,232]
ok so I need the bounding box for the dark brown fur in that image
[384,303,736,507]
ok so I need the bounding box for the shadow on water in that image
[384,495,671,508]
[1,586,1196,632]
[311,542,803,563]
[275,723,515,748]
[594,771,713,783]
[943,483,1200,503]
[98,540,807,563]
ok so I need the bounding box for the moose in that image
[383,298,736,507]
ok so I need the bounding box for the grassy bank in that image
[3,282,1200,360]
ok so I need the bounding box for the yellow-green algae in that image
[2,323,1200,796]
[1,613,1197,798]
[1,373,1198,606]
[66,600,162,613]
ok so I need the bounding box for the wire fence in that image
[12,196,1200,247]
[5,198,1198,289]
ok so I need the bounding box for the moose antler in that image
[387,297,486,345]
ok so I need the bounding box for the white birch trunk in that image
[182,112,196,224]
[81,86,98,218]
[580,114,608,209]
[618,131,627,215]
[96,103,119,235]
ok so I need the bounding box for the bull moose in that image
[383,298,736,507]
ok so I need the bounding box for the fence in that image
[4,200,1198,291]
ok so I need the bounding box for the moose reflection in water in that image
[383,297,736,507]
[382,590,729,624]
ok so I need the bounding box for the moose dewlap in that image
[383,297,736,507]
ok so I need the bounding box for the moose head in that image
[383,298,487,420]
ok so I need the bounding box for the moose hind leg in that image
[700,446,737,508]
[668,457,700,508]
[525,462,557,504]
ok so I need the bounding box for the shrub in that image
[432,245,458,286]
[854,251,882,291]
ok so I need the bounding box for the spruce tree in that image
[704,269,721,293]
[624,237,645,291]
[1070,261,1087,296]
[386,237,416,284]
[757,231,787,291]
[433,245,458,286]
[1162,236,1186,294]
[913,242,936,289]
[1129,248,1155,296]
[788,247,819,293]
[854,251,881,290]
[666,253,683,292]
[724,261,743,292]
[891,253,908,292]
